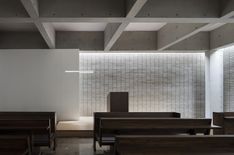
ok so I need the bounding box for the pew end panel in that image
[213,112,234,135]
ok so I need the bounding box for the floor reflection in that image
[42,138,111,155]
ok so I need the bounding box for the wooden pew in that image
[213,112,234,135]
[98,118,215,149]
[93,112,181,151]
[0,135,32,155]
[0,112,56,150]
[0,119,52,152]
[0,112,56,136]
[115,135,234,155]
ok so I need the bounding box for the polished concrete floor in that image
[42,138,111,155]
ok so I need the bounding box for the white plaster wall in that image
[0,49,79,121]
[205,50,224,118]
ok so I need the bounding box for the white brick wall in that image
[79,53,205,118]
[224,47,234,112]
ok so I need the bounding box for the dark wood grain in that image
[0,112,57,150]
[115,135,234,155]
[0,135,31,155]
[100,118,212,130]
[107,92,129,112]
[213,112,234,135]
[93,112,181,151]
[98,118,213,149]
[0,112,57,133]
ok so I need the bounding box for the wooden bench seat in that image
[0,119,53,151]
[115,135,234,155]
[93,112,181,151]
[0,135,32,155]
[0,112,57,150]
[97,118,214,149]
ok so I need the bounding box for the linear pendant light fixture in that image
[65,70,94,74]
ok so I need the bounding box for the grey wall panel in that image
[79,53,205,118]
[224,47,234,112]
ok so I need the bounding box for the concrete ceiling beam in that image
[104,0,148,51]
[167,32,210,51]
[157,23,208,51]
[20,0,55,48]
[104,23,128,51]
[157,10,234,51]
[1,17,234,24]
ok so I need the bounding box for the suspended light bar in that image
[65,70,94,74]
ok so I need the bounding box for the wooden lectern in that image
[107,92,129,112]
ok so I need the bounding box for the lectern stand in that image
[107,92,129,112]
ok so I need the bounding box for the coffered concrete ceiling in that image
[0,0,234,52]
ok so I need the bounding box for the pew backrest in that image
[93,112,180,151]
[97,118,212,146]
[100,118,211,130]
[0,119,51,135]
[94,112,180,137]
[0,112,56,133]
[0,119,50,127]
[115,135,234,155]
